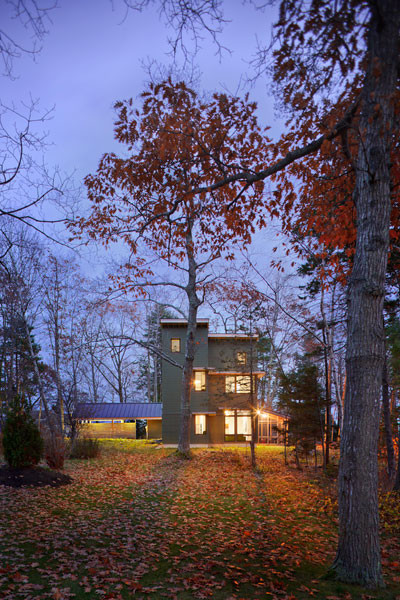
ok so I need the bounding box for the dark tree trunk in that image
[333,0,399,586]
[394,429,400,491]
[382,351,395,482]
[178,222,201,456]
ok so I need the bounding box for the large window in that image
[224,409,252,441]
[195,414,206,434]
[170,338,181,353]
[194,370,206,391]
[225,375,252,394]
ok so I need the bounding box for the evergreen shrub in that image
[3,397,44,468]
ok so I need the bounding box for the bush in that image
[69,436,100,459]
[2,397,44,468]
[45,435,68,470]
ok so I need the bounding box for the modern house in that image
[161,319,285,444]
[74,318,286,444]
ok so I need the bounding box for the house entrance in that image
[224,409,252,442]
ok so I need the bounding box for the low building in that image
[74,402,162,439]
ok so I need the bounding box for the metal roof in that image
[74,403,162,420]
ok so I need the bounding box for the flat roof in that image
[208,371,265,378]
[160,319,209,326]
[208,333,258,339]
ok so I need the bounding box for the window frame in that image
[194,370,206,391]
[225,375,252,394]
[236,351,247,365]
[194,414,206,435]
[170,337,181,353]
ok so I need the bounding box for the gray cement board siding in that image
[208,375,253,411]
[208,338,257,371]
[161,323,257,443]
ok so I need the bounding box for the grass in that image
[0,441,399,599]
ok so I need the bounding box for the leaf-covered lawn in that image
[0,442,399,600]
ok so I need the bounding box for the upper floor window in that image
[194,370,206,391]
[225,375,252,394]
[236,351,247,365]
[170,338,181,353]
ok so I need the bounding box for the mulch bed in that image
[0,464,73,488]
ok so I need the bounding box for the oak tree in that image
[75,80,266,454]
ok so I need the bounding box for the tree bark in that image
[178,221,201,455]
[333,0,399,586]
[382,351,395,482]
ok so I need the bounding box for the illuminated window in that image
[225,376,236,393]
[236,351,247,364]
[194,370,206,391]
[224,409,252,441]
[224,414,235,435]
[237,415,251,435]
[195,414,206,434]
[170,338,181,352]
[225,375,252,393]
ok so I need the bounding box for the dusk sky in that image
[2,0,290,276]
[3,1,281,177]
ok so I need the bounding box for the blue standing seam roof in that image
[74,403,162,420]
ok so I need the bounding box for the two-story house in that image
[161,318,285,445]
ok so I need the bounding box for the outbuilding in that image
[74,402,162,439]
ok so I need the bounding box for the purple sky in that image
[2,1,293,282]
[3,1,281,180]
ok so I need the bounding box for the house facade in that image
[161,319,285,445]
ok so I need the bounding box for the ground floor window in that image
[194,414,206,434]
[224,409,252,441]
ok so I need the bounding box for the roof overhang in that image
[208,371,265,378]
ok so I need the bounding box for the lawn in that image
[0,441,399,600]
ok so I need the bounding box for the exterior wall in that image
[161,322,273,445]
[147,420,162,439]
[208,338,256,372]
[208,414,225,444]
[83,421,136,439]
[208,374,253,412]
[161,323,209,444]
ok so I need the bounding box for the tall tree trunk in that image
[333,0,399,586]
[321,287,331,467]
[24,319,57,438]
[394,423,400,491]
[54,310,64,434]
[178,222,201,456]
[382,351,395,482]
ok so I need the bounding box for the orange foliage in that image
[73,80,268,292]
